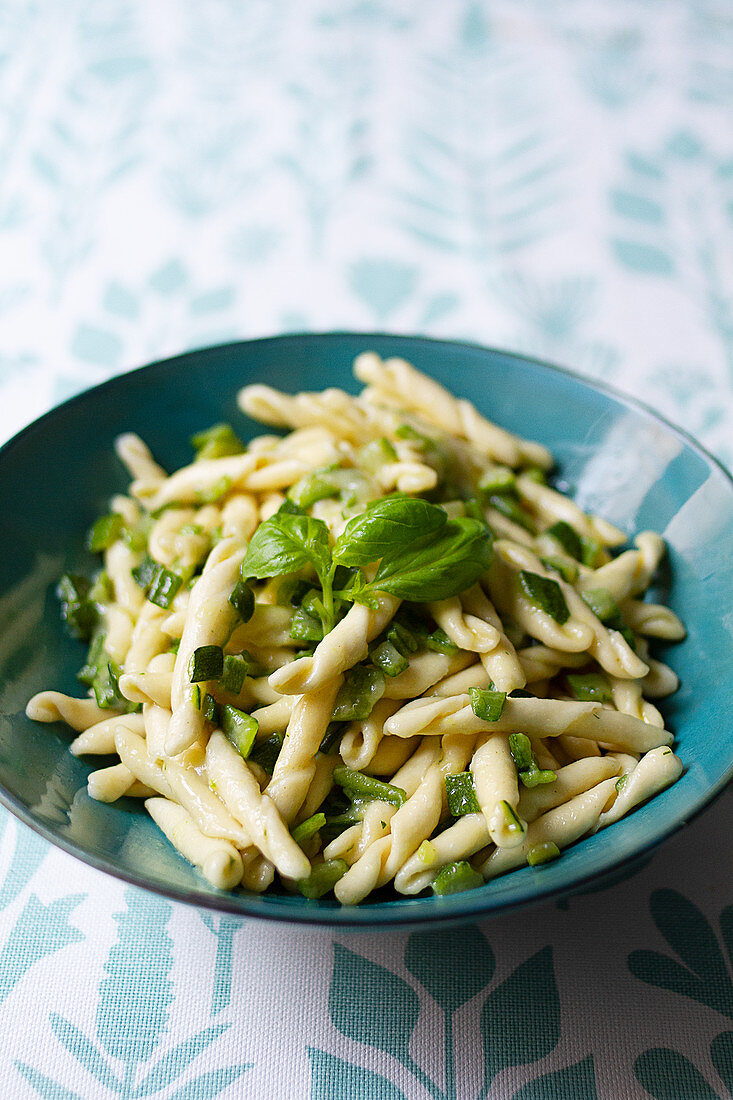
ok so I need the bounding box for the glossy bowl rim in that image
[0,330,731,929]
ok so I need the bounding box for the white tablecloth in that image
[1,3,731,1097]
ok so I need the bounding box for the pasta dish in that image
[26,352,685,903]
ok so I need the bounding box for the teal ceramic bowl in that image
[0,333,731,929]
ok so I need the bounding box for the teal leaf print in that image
[165,1063,252,1099]
[610,189,665,224]
[0,814,48,912]
[610,240,675,276]
[405,926,495,1014]
[480,946,561,1093]
[197,912,240,1015]
[396,9,566,267]
[329,943,419,1065]
[49,1013,123,1092]
[96,890,175,1067]
[0,893,85,1004]
[512,1056,597,1100]
[628,890,733,1019]
[17,886,249,1095]
[14,1063,82,1100]
[308,1048,408,1100]
[711,1032,733,1093]
[323,938,565,1100]
[634,1048,721,1100]
[348,259,419,325]
[134,1025,230,1096]
[70,323,124,368]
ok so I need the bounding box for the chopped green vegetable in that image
[332,666,385,721]
[289,468,341,509]
[478,466,516,495]
[509,733,556,788]
[57,574,98,642]
[132,556,183,609]
[445,772,480,816]
[92,659,124,710]
[132,555,160,590]
[147,567,182,609]
[248,732,284,773]
[540,556,579,584]
[291,813,326,846]
[616,773,628,793]
[579,535,603,568]
[191,423,245,461]
[229,580,255,622]
[424,627,459,655]
[582,587,620,623]
[87,513,123,553]
[121,515,153,552]
[319,722,343,754]
[88,571,114,604]
[77,628,107,687]
[469,687,507,722]
[518,570,570,625]
[357,437,397,473]
[567,672,613,703]
[487,493,536,533]
[431,860,483,895]
[523,467,547,485]
[221,654,248,695]
[202,693,218,723]
[545,520,583,560]
[188,645,224,683]
[195,475,232,504]
[297,858,348,899]
[333,765,406,807]
[220,705,258,758]
[499,800,526,838]
[370,640,409,678]
[290,607,324,643]
[527,841,561,866]
[386,619,419,655]
[508,732,533,771]
[417,840,437,863]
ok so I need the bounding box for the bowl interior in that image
[0,333,731,928]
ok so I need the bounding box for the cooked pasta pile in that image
[27,352,686,903]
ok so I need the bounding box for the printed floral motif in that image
[629,889,733,1020]
[13,888,251,1098]
[309,927,594,1099]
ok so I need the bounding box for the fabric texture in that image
[0,2,731,1097]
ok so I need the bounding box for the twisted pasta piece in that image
[265,677,343,822]
[269,593,400,695]
[166,538,244,755]
[145,797,244,890]
[478,777,620,879]
[384,694,671,753]
[26,692,121,731]
[354,352,552,469]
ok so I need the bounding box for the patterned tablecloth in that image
[1,2,731,1098]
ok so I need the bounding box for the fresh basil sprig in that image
[240,497,494,632]
[241,511,331,583]
[333,497,447,567]
[354,516,493,603]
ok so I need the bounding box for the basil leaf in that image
[360,517,493,602]
[333,496,447,567]
[240,513,331,583]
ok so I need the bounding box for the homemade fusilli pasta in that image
[27,352,685,902]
